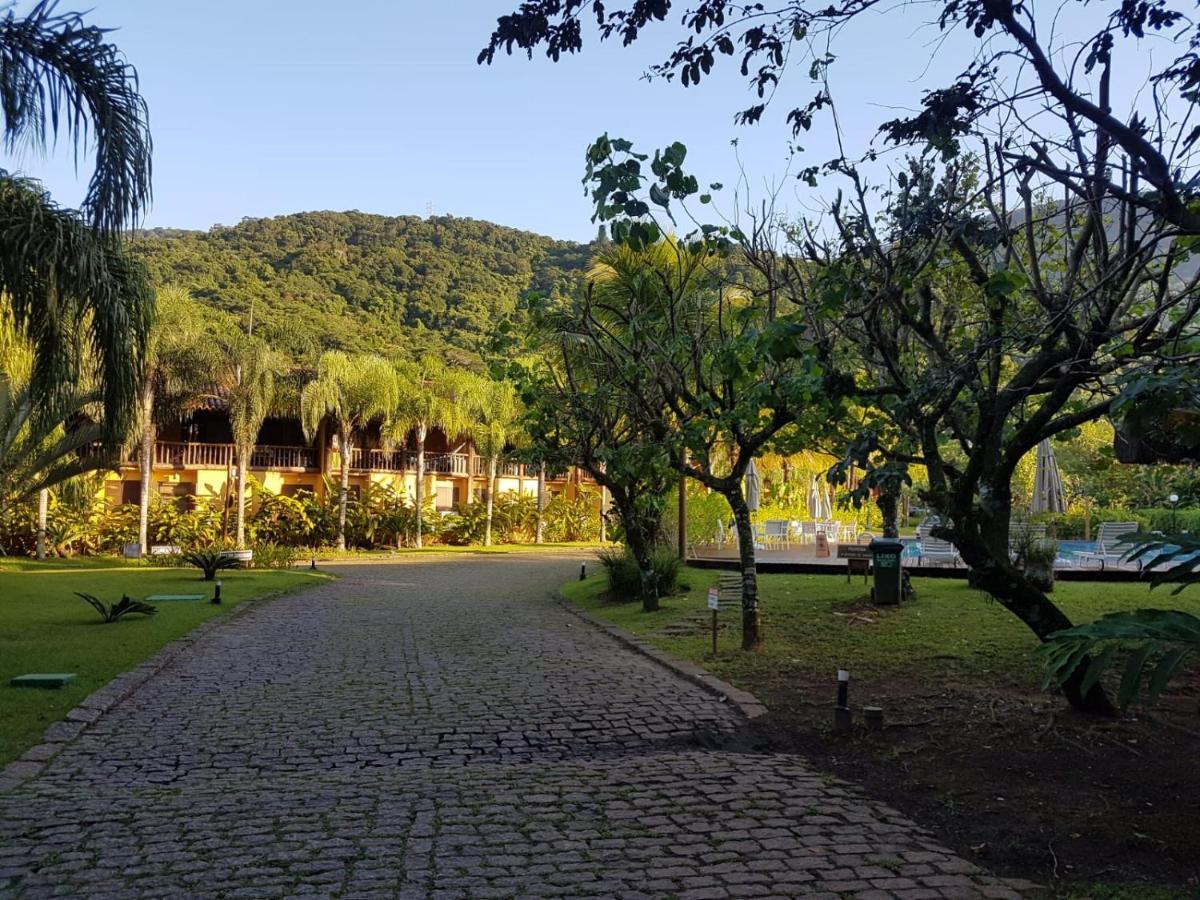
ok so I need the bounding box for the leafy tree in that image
[300,352,398,550]
[0,3,153,440]
[386,356,475,548]
[554,157,840,647]
[511,336,676,610]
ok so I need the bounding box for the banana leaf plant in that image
[1038,533,1200,709]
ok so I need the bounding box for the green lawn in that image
[1,564,331,766]
[317,541,610,560]
[562,567,1200,688]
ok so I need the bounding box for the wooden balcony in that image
[346,449,469,476]
[147,441,317,472]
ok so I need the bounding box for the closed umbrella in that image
[744,458,761,513]
[821,483,834,520]
[808,475,823,519]
[1031,439,1067,514]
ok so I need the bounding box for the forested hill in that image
[132,211,592,361]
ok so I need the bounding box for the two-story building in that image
[103,401,597,511]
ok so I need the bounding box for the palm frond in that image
[0,0,152,232]
[0,174,152,442]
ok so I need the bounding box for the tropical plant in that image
[180,547,241,581]
[597,544,680,599]
[75,592,156,623]
[387,356,475,548]
[250,542,300,570]
[133,287,218,554]
[299,351,398,550]
[0,309,114,507]
[542,490,600,543]
[466,375,522,547]
[1040,534,1200,707]
[220,332,280,548]
[250,487,316,547]
[0,0,153,441]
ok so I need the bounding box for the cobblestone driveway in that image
[0,555,1026,898]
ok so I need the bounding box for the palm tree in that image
[0,309,110,508]
[386,357,475,548]
[132,288,216,554]
[467,376,522,547]
[0,3,154,442]
[221,333,280,549]
[300,352,398,550]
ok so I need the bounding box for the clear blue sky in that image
[18,0,1113,243]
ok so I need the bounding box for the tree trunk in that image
[234,450,249,549]
[484,456,497,546]
[878,482,900,538]
[535,464,546,544]
[611,490,663,612]
[414,427,426,549]
[36,488,48,560]
[138,388,155,556]
[951,480,1115,716]
[677,469,688,560]
[729,489,762,650]
[337,426,350,551]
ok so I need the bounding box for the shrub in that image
[76,592,157,623]
[543,490,600,542]
[181,548,242,581]
[251,542,300,570]
[596,545,680,600]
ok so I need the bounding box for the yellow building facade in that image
[102,408,598,511]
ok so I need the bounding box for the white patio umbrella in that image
[822,483,835,520]
[1031,439,1067,514]
[807,476,823,519]
[744,457,761,513]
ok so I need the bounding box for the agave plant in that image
[76,592,156,623]
[1039,533,1200,708]
[181,548,241,581]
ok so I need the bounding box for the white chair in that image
[799,521,817,544]
[751,523,768,551]
[764,520,790,548]
[715,518,727,549]
[1076,522,1141,570]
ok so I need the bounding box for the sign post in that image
[707,586,720,657]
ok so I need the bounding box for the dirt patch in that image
[707,671,1200,893]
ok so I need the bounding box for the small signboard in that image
[707,587,720,610]
[836,544,871,559]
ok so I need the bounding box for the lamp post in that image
[1168,493,1181,533]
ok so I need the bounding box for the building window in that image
[117,480,139,506]
[435,482,460,511]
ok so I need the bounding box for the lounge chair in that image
[1076,522,1141,570]
[919,536,960,566]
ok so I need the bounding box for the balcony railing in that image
[346,449,468,475]
[148,441,317,471]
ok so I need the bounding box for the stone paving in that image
[0,554,1029,898]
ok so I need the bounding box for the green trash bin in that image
[869,538,905,605]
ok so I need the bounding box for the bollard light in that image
[310,556,317,571]
[579,562,587,581]
[833,669,852,733]
[212,578,222,605]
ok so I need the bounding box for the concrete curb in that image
[0,579,327,793]
[556,592,769,721]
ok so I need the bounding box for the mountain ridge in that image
[131,210,593,362]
